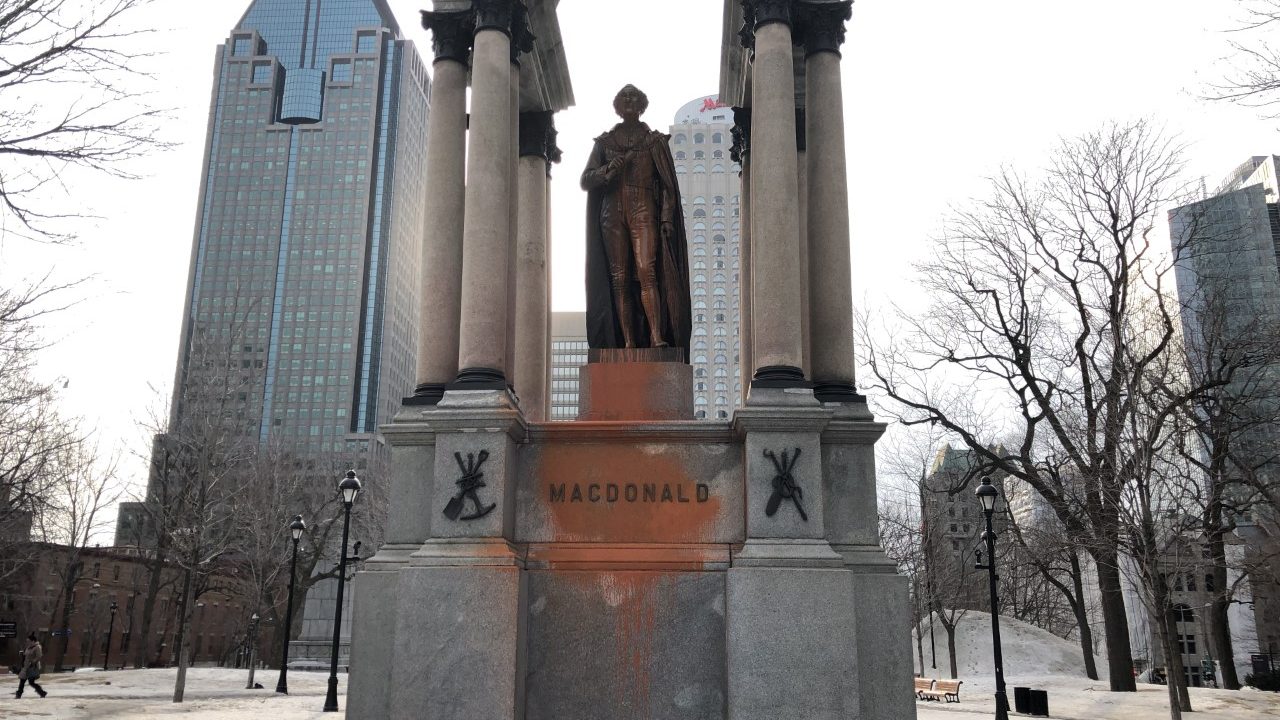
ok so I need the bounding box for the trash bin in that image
[1013,686,1031,713]
[1028,689,1049,716]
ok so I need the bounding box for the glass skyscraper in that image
[135,0,429,665]
[172,0,428,466]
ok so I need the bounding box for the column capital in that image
[794,1,853,57]
[472,0,521,36]
[518,110,562,172]
[739,0,794,49]
[420,9,475,64]
[730,106,752,164]
[510,2,536,65]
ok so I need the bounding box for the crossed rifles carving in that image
[443,450,497,522]
[764,448,808,522]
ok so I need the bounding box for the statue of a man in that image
[581,85,691,353]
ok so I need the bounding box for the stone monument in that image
[346,2,916,718]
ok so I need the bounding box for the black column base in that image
[750,365,812,389]
[813,380,867,404]
[403,382,447,406]
[448,366,509,391]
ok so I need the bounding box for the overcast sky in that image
[4,0,1278,511]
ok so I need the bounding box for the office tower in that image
[170,0,428,464]
[128,0,429,665]
[669,95,743,419]
[549,312,587,421]
[1168,156,1280,681]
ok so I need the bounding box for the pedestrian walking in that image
[14,633,46,698]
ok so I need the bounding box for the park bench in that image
[917,678,963,703]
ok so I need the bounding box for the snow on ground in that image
[912,610,1280,719]
[0,632,1276,720]
[0,667,344,719]
[914,610,1096,677]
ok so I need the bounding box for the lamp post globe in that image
[277,514,306,694]
[324,471,360,712]
[339,470,362,505]
[974,475,1009,720]
[976,475,999,514]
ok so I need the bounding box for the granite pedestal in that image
[347,364,915,719]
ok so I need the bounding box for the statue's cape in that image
[583,127,692,351]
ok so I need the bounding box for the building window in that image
[233,37,252,57]
[357,32,378,54]
[331,61,352,83]
[712,132,723,143]
[674,134,687,144]
[694,133,704,143]
[252,63,272,84]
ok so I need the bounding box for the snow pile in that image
[914,610,1090,678]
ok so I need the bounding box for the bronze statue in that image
[582,85,691,354]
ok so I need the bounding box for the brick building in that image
[1,543,249,671]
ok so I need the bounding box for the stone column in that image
[505,13,532,388]
[800,0,861,403]
[731,107,752,407]
[745,1,807,393]
[795,107,810,378]
[515,111,559,421]
[347,12,472,717]
[407,9,474,406]
[452,0,517,390]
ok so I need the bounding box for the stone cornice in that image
[794,0,853,57]
[528,420,737,445]
[420,9,475,64]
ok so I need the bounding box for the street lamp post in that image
[323,470,361,713]
[974,475,1010,720]
[87,583,101,668]
[276,514,306,694]
[245,612,260,689]
[103,600,118,671]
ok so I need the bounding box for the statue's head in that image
[613,85,649,120]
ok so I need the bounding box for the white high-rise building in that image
[669,95,743,420]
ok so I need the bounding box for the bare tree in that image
[1002,492,1101,680]
[862,119,1203,693]
[33,437,120,671]
[0,279,82,542]
[0,0,169,242]
[1206,1,1280,117]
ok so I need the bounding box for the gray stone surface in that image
[848,568,917,720]
[516,426,743,544]
[525,570,726,720]
[726,566,859,720]
[821,417,886,547]
[743,429,824,539]
[345,569,399,720]
[389,565,527,720]
[432,425,519,540]
[384,435,435,545]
